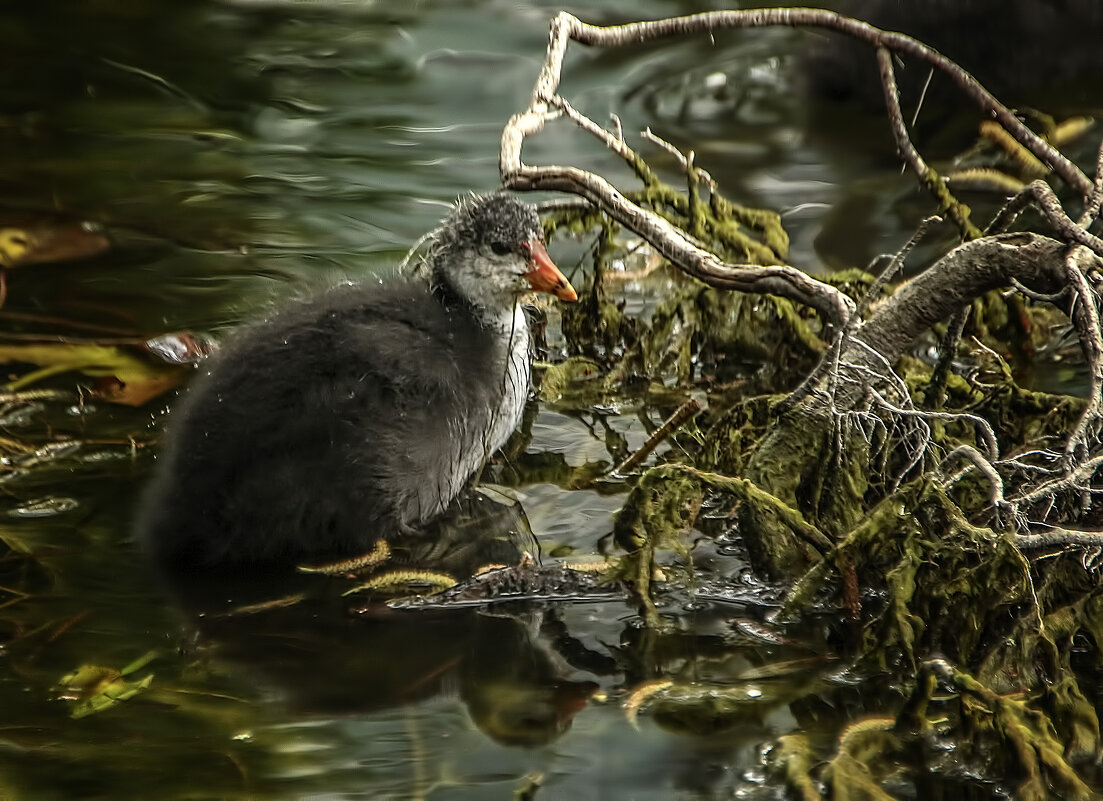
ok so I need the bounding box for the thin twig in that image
[1077,138,1103,227]
[609,399,702,476]
[1016,528,1103,551]
[871,389,998,460]
[643,128,717,191]
[986,181,1103,258]
[778,221,937,416]
[1007,277,1070,304]
[941,444,1006,508]
[1061,247,1103,459]
[876,47,979,239]
[926,307,970,410]
[1011,454,1103,508]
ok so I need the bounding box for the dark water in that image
[1,2,1101,800]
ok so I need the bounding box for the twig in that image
[1016,528,1103,551]
[505,8,1103,535]
[985,181,1103,258]
[1007,277,1070,304]
[643,128,717,191]
[609,399,701,476]
[1077,138,1103,227]
[910,68,933,129]
[1010,454,1103,508]
[855,233,1069,378]
[1061,247,1103,459]
[100,57,208,113]
[503,11,873,326]
[502,6,1103,312]
[940,445,1006,508]
[926,307,970,410]
[871,389,998,460]
[778,222,937,416]
[876,47,979,239]
[548,95,639,166]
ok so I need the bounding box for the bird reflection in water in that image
[156,488,604,749]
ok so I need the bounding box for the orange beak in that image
[523,240,577,302]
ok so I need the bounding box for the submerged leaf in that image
[7,497,79,518]
[0,218,110,268]
[57,659,156,719]
[0,333,212,406]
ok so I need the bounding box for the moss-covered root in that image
[768,718,901,801]
[910,661,1097,801]
[773,661,1097,800]
[612,464,703,627]
[1039,677,1101,768]
[784,482,1043,673]
[746,404,869,548]
[767,734,820,801]
[613,464,831,594]
[820,717,899,801]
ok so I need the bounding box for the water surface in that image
[1,2,1100,799]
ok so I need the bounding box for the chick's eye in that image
[490,241,512,256]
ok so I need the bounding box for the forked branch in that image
[502,8,1103,534]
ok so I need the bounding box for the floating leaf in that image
[7,496,79,518]
[0,218,110,268]
[0,333,213,406]
[57,651,158,718]
[57,666,152,718]
[89,372,186,406]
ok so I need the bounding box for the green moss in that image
[951,668,1096,801]
[768,735,820,801]
[539,142,1102,796]
[920,163,983,240]
[617,464,830,586]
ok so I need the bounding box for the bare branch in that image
[778,220,938,415]
[1011,454,1103,508]
[505,157,855,323]
[1007,277,1069,304]
[866,217,942,319]
[1062,247,1103,459]
[548,95,636,164]
[609,398,702,477]
[1078,138,1103,227]
[1017,528,1103,551]
[505,10,1090,196]
[941,445,1006,509]
[505,8,1103,535]
[986,180,1103,258]
[876,47,979,238]
[855,233,1068,369]
[643,128,717,191]
[504,9,1095,351]
[871,389,998,460]
[927,306,970,410]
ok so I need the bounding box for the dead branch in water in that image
[500,12,1103,793]
[500,7,1103,541]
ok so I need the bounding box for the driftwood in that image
[499,7,1103,556]
[497,9,1103,797]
